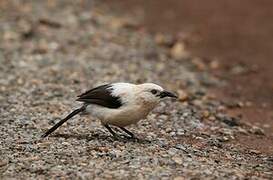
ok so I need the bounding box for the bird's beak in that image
[159,90,178,99]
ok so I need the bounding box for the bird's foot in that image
[110,134,122,140]
[122,134,139,142]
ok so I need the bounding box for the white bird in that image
[41,82,177,139]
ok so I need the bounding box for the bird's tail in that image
[41,105,86,138]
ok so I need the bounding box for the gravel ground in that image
[0,1,272,179]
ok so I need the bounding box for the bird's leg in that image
[119,127,136,139]
[104,124,118,138]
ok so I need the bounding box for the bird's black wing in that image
[76,84,122,109]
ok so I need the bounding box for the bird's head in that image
[136,83,177,106]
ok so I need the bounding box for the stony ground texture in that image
[0,1,272,179]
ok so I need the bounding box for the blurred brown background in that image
[105,0,273,149]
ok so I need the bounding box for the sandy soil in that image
[0,0,272,179]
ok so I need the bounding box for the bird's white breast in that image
[85,103,155,127]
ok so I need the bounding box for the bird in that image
[41,82,177,139]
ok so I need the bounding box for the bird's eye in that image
[150,89,158,95]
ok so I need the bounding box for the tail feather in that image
[41,105,86,138]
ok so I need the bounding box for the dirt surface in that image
[104,0,273,156]
[0,0,273,179]
[104,0,273,105]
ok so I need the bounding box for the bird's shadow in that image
[51,132,153,144]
